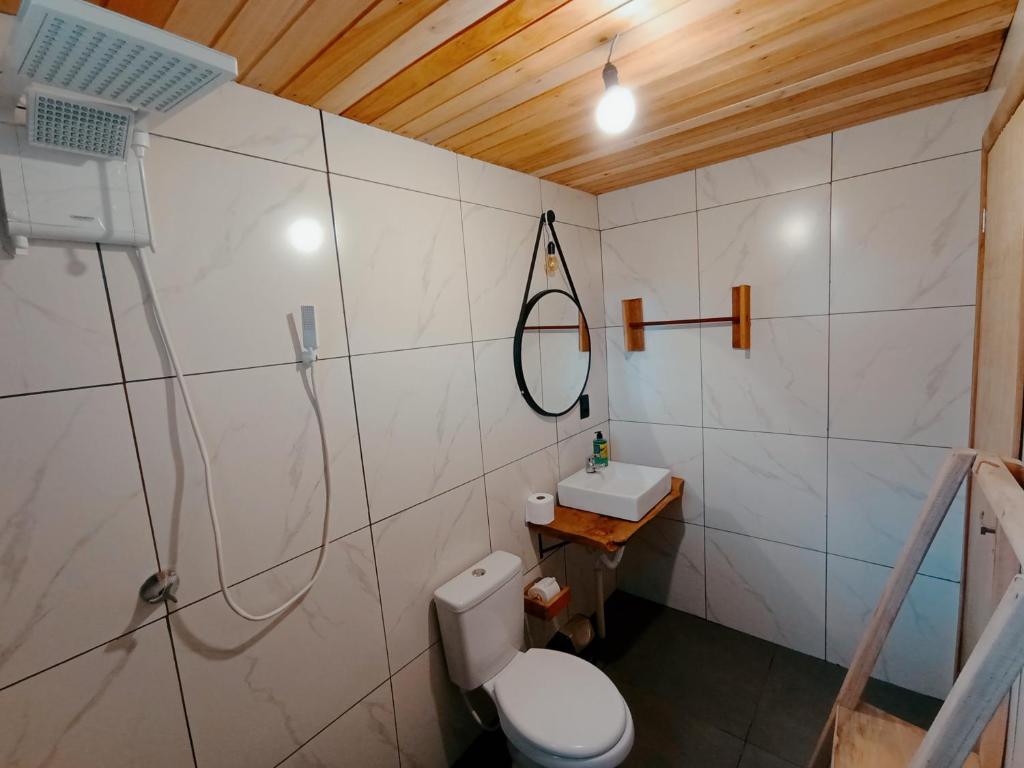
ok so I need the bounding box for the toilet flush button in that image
[472,568,486,577]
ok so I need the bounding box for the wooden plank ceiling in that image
[2,0,1013,193]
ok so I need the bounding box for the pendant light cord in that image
[132,144,333,622]
[607,33,619,64]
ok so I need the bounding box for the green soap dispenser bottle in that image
[593,430,609,467]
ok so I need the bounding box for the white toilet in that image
[434,551,634,767]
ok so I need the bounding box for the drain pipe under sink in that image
[593,547,626,639]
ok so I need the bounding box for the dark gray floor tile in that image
[864,676,943,730]
[599,592,776,738]
[738,743,800,768]
[452,729,510,767]
[746,647,845,765]
[619,681,746,768]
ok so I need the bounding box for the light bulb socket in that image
[602,62,620,90]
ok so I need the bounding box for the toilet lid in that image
[493,649,627,759]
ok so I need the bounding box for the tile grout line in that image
[156,133,600,233]
[0,325,616,404]
[607,418,963,451]
[831,147,982,184]
[95,244,162,572]
[454,165,493,555]
[318,109,403,768]
[163,616,200,768]
[269,679,395,768]
[642,518,963,585]
[743,645,779,747]
[824,130,835,662]
[596,146,981,233]
[96,240,199,766]
[0,612,169,695]
[694,168,710,620]
[166,525,375,615]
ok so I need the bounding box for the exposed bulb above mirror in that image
[596,35,635,135]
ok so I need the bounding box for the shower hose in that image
[132,139,332,622]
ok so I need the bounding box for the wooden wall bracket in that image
[621,285,751,352]
[522,311,590,352]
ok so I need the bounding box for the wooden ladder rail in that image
[809,449,977,768]
[811,452,1024,768]
[910,458,1024,767]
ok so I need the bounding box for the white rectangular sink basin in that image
[557,461,671,522]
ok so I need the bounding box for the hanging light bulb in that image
[595,35,635,134]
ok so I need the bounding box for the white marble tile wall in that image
[696,134,832,209]
[171,534,389,768]
[698,185,831,318]
[0,243,121,396]
[830,153,980,313]
[0,80,605,768]
[331,176,470,354]
[372,480,490,672]
[703,429,827,550]
[597,170,696,229]
[827,555,960,699]
[104,136,347,381]
[601,213,699,327]
[600,94,987,695]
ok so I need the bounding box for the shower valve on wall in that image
[139,569,179,604]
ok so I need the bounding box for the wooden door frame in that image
[962,61,1024,768]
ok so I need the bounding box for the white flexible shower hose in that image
[133,141,333,621]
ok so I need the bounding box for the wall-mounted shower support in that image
[139,569,179,604]
[621,285,751,352]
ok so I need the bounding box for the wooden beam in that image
[910,575,1024,767]
[368,0,640,132]
[833,704,981,767]
[213,0,310,77]
[578,312,590,353]
[240,0,381,93]
[164,0,246,47]
[621,298,644,352]
[344,0,572,123]
[984,35,1024,149]
[810,449,978,768]
[315,0,510,114]
[279,0,446,104]
[103,0,179,27]
[732,285,751,351]
[974,458,1024,569]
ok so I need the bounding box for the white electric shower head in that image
[3,0,237,157]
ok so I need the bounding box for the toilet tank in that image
[434,551,524,690]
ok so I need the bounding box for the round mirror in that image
[514,289,591,417]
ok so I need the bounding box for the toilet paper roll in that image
[525,493,555,525]
[527,577,560,602]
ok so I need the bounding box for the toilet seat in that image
[491,649,631,766]
[507,708,634,768]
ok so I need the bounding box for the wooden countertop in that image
[527,476,684,553]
